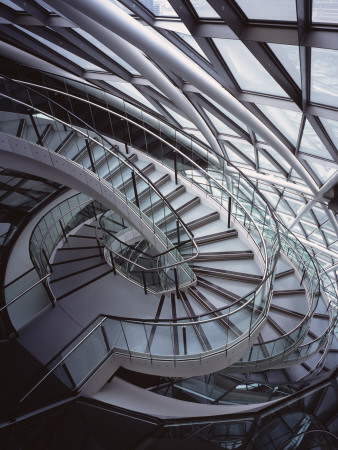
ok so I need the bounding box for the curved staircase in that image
[0,77,336,410]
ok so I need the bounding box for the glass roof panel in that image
[311,47,338,108]
[235,0,297,21]
[204,110,240,136]
[213,39,288,97]
[109,0,133,14]
[263,148,292,172]
[299,120,333,160]
[306,160,337,183]
[189,0,221,18]
[258,152,279,172]
[138,0,178,16]
[16,27,104,71]
[320,116,338,150]
[268,43,301,88]
[224,148,252,167]
[176,32,209,60]
[202,95,247,130]
[256,104,302,146]
[106,81,159,112]
[312,0,338,24]
[162,105,196,128]
[75,29,141,75]
[226,140,256,162]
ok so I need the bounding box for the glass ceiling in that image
[0,0,336,282]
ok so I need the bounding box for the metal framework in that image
[0,0,337,283]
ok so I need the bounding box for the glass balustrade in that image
[3,72,335,396]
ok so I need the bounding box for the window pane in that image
[75,29,141,75]
[312,0,338,24]
[214,39,287,97]
[268,43,301,87]
[190,0,220,18]
[311,47,338,108]
[176,32,209,60]
[299,120,333,160]
[139,0,178,16]
[257,104,302,146]
[235,0,297,21]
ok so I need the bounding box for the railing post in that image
[96,238,103,258]
[42,248,53,273]
[59,219,68,243]
[85,138,96,173]
[174,150,178,185]
[122,119,129,154]
[101,324,110,352]
[228,196,232,229]
[110,250,116,275]
[29,113,43,146]
[131,171,140,208]
[174,268,180,299]
[91,202,98,221]
[142,271,148,295]
[182,326,187,355]
[176,220,180,246]
[61,362,77,390]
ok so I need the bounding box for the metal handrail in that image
[20,317,107,403]
[4,79,274,280]
[0,273,52,313]
[0,76,199,264]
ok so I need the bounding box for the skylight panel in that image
[204,110,240,136]
[109,0,133,14]
[311,47,338,108]
[268,44,301,88]
[213,39,288,97]
[202,95,247,130]
[312,0,338,24]
[75,29,141,76]
[320,117,338,150]
[300,120,334,161]
[235,0,297,21]
[16,27,104,71]
[138,0,178,16]
[176,32,209,60]
[162,105,196,128]
[257,104,302,146]
[306,160,337,184]
[107,81,159,112]
[258,152,279,172]
[189,0,221,18]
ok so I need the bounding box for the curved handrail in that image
[0,76,199,271]
[0,77,280,304]
[5,78,276,275]
[0,76,281,370]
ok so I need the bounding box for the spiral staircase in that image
[0,76,337,417]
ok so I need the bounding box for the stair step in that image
[191,266,262,283]
[188,286,241,337]
[275,269,295,279]
[195,230,238,245]
[273,289,306,296]
[180,291,212,351]
[56,267,114,301]
[193,251,254,262]
[50,261,106,284]
[197,276,240,302]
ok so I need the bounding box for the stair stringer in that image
[0,132,176,256]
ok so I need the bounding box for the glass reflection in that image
[311,47,338,108]
[213,39,287,97]
[235,0,297,21]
